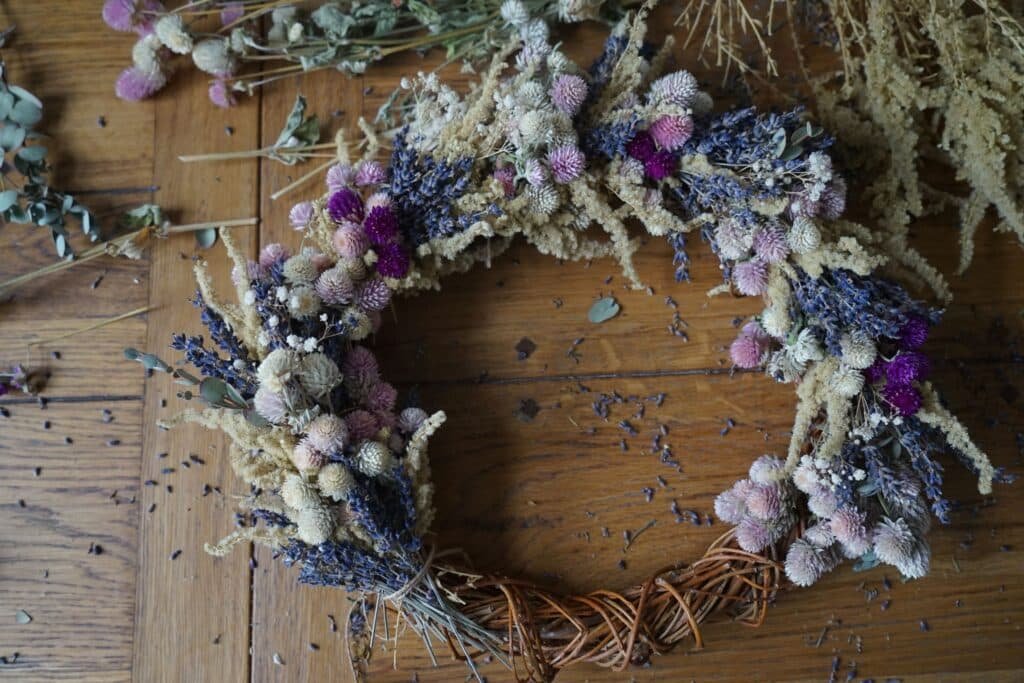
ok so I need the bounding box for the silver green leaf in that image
[588,296,621,323]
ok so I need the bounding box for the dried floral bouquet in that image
[132,4,1011,680]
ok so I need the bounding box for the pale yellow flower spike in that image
[917,382,996,495]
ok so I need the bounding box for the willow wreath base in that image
[130,4,1007,682]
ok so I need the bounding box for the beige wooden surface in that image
[0,3,1022,682]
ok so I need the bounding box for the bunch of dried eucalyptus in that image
[674,0,1024,273]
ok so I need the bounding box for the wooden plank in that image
[131,61,260,682]
[0,400,142,681]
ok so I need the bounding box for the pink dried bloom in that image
[873,517,916,568]
[732,259,768,296]
[547,145,586,184]
[307,251,332,273]
[713,487,747,524]
[332,223,370,260]
[220,2,245,26]
[253,387,287,424]
[730,334,767,368]
[802,522,836,548]
[524,159,549,187]
[363,206,399,246]
[549,73,588,115]
[342,346,380,388]
[398,407,429,434]
[818,177,847,220]
[356,278,391,312]
[493,165,516,198]
[626,131,656,163]
[745,484,782,520]
[897,539,931,579]
[115,66,167,101]
[375,242,410,279]
[749,454,784,485]
[736,516,772,552]
[650,71,699,107]
[365,382,398,413]
[328,188,364,223]
[208,79,236,108]
[753,225,789,263]
[103,0,138,31]
[258,243,290,269]
[315,267,355,306]
[883,382,922,417]
[306,415,348,453]
[830,506,871,557]
[326,164,356,191]
[807,488,838,517]
[345,410,379,441]
[785,538,836,587]
[373,408,397,430]
[649,115,693,151]
[292,438,325,471]
[289,201,314,231]
[793,460,823,495]
[355,160,387,187]
[365,192,392,212]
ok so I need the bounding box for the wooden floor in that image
[1,3,1022,681]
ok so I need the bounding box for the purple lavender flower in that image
[363,206,399,246]
[547,145,586,184]
[899,316,930,350]
[886,351,930,385]
[328,188,365,223]
[375,242,410,279]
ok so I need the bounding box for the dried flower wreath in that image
[131,4,1010,681]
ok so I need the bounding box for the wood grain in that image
[131,58,260,683]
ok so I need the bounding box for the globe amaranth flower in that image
[115,67,167,101]
[745,483,782,520]
[208,79,236,108]
[293,438,326,471]
[355,160,387,187]
[547,145,586,184]
[356,440,394,477]
[829,506,871,557]
[192,38,236,77]
[830,363,865,398]
[729,331,768,368]
[253,387,288,423]
[289,201,314,230]
[787,216,821,254]
[326,164,356,191]
[643,150,676,180]
[872,517,916,567]
[306,414,349,453]
[626,131,656,163]
[398,407,429,434]
[315,266,355,306]
[649,71,699,108]
[649,115,693,151]
[356,278,391,312]
[363,206,399,245]
[886,351,930,385]
[899,315,930,350]
[154,14,193,54]
[297,353,342,398]
[785,538,838,587]
[345,410,379,442]
[753,225,789,263]
[883,382,922,417]
[839,331,877,370]
[732,259,768,296]
[748,454,785,485]
[863,356,887,384]
[258,243,290,269]
[332,223,369,260]
[713,479,752,524]
[493,165,516,198]
[735,516,773,552]
[103,0,139,31]
[375,242,410,279]
[342,346,380,387]
[365,382,398,413]
[317,463,355,502]
[549,74,588,116]
[328,187,364,223]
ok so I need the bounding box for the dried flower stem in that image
[28,306,151,347]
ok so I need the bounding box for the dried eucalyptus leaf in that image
[588,296,621,323]
[199,377,230,405]
[245,407,270,428]
[14,610,31,625]
[0,92,14,119]
[16,145,46,162]
[123,348,142,361]
[195,227,218,249]
[0,123,25,151]
[9,99,41,126]
[8,85,42,109]
[0,189,17,212]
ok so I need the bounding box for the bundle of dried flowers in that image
[102,0,625,108]
[134,4,1009,680]
[675,0,1024,273]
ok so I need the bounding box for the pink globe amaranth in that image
[315,267,355,306]
[258,243,290,269]
[292,439,325,471]
[829,506,869,553]
[342,346,380,386]
[220,1,245,26]
[753,225,789,263]
[345,410,379,441]
[398,407,429,434]
[363,205,399,246]
[549,73,588,116]
[332,223,370,260]
[643,150,676,180]
[356,278,391,312]
[289,201,314,230]
[328,187,365,223]
[730,334,766,368]
[745,484,782,521]
[648,115,693,151]
[103,0,137,31]
[547,145,586,184]
[375,242,410,279]
[355,160,387,187]
[115,66,167,101]
[713,487,746,524]
[732,259,768,296]
[365,382,398,413]
[626,131,657,163]
[326,164,356,191]
[883,382,922,417]
[736,516,772,553]
[208,79,236,108]
[493,165,516,198]
[785,538,829,587]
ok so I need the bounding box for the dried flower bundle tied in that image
[103,0,626,108]
[137,5,1008,680]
